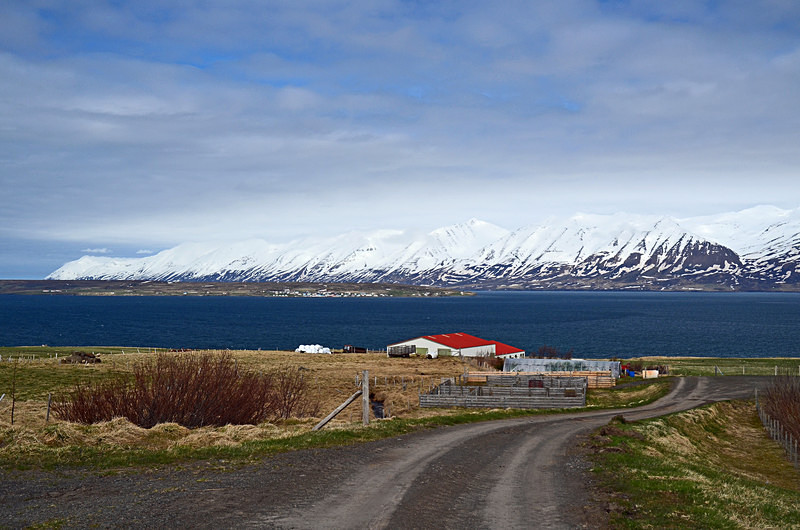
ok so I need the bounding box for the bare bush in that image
[760,376,800,442]
[270,367,320,419]
[53,353,317,428]
[533,345,574,359]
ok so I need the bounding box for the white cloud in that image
[1,1,800,276]
[81,248,112,254]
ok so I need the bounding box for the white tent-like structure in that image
[503,358,621,378]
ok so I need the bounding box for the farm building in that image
[503,358,622,378]
[387,332,525,359]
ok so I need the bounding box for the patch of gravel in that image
[0,439,402,529]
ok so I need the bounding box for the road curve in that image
[0,377,771,529]
[260,376,769,529]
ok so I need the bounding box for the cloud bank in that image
[1,1,799,277]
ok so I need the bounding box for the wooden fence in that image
[419,376,587,409]
[466,371,615,389]
[419,394,586,409]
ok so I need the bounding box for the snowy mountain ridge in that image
[48,206,800,290]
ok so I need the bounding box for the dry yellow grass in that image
[219,349,476,420]
[0,350,477,455]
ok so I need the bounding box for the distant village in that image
[264,288,407,298]
[0,280,466,298]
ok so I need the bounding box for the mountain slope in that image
[47,207,800,290]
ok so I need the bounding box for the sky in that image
[2,1,800,279]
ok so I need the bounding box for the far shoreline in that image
[3,279,800,296]
[0,279,471,298]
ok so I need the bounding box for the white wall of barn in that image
[387,337,496,358]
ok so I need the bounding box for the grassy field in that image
[0,349,796,469]
[0,347,476,426]
[589,400,800,528]
[631,356,800,377]
[0,347,515,469]
[0,346,679,470]
[586,379,673,409]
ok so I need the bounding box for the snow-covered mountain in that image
[48,207,800,290]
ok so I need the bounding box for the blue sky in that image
[2,1,800,278]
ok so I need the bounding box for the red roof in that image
[414,333,525,356]
[493,341,525,356]
[423,332,494,349]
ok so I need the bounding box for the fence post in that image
[362,370,370,426]
[10,359,18,426]
[46,393,52,423]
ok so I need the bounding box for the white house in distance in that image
[387,332,525,359]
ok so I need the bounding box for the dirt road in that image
[0,377,770,529]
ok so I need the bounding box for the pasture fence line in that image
[670,364,800,377]
[755,389,799,469]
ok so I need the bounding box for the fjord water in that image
[2,291,800,357]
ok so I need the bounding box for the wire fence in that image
[671,364,800,377]
[755,389,799,469]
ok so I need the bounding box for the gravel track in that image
[0,376,770,529]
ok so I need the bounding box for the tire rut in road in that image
[385,424,528,529]
[483,417,606,529]
[266,421,524,529]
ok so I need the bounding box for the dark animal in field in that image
[61,351,101,364]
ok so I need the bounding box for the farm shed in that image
[387,332,525,359]
[503,358,621,379]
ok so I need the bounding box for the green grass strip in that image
[588,400,800,528]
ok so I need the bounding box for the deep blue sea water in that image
[2,291,800,357]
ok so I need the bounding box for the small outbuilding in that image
[387,332,525,359]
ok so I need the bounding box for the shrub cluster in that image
[531,345,574,359]
[760,376,800,442]
[53,352,317,428]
